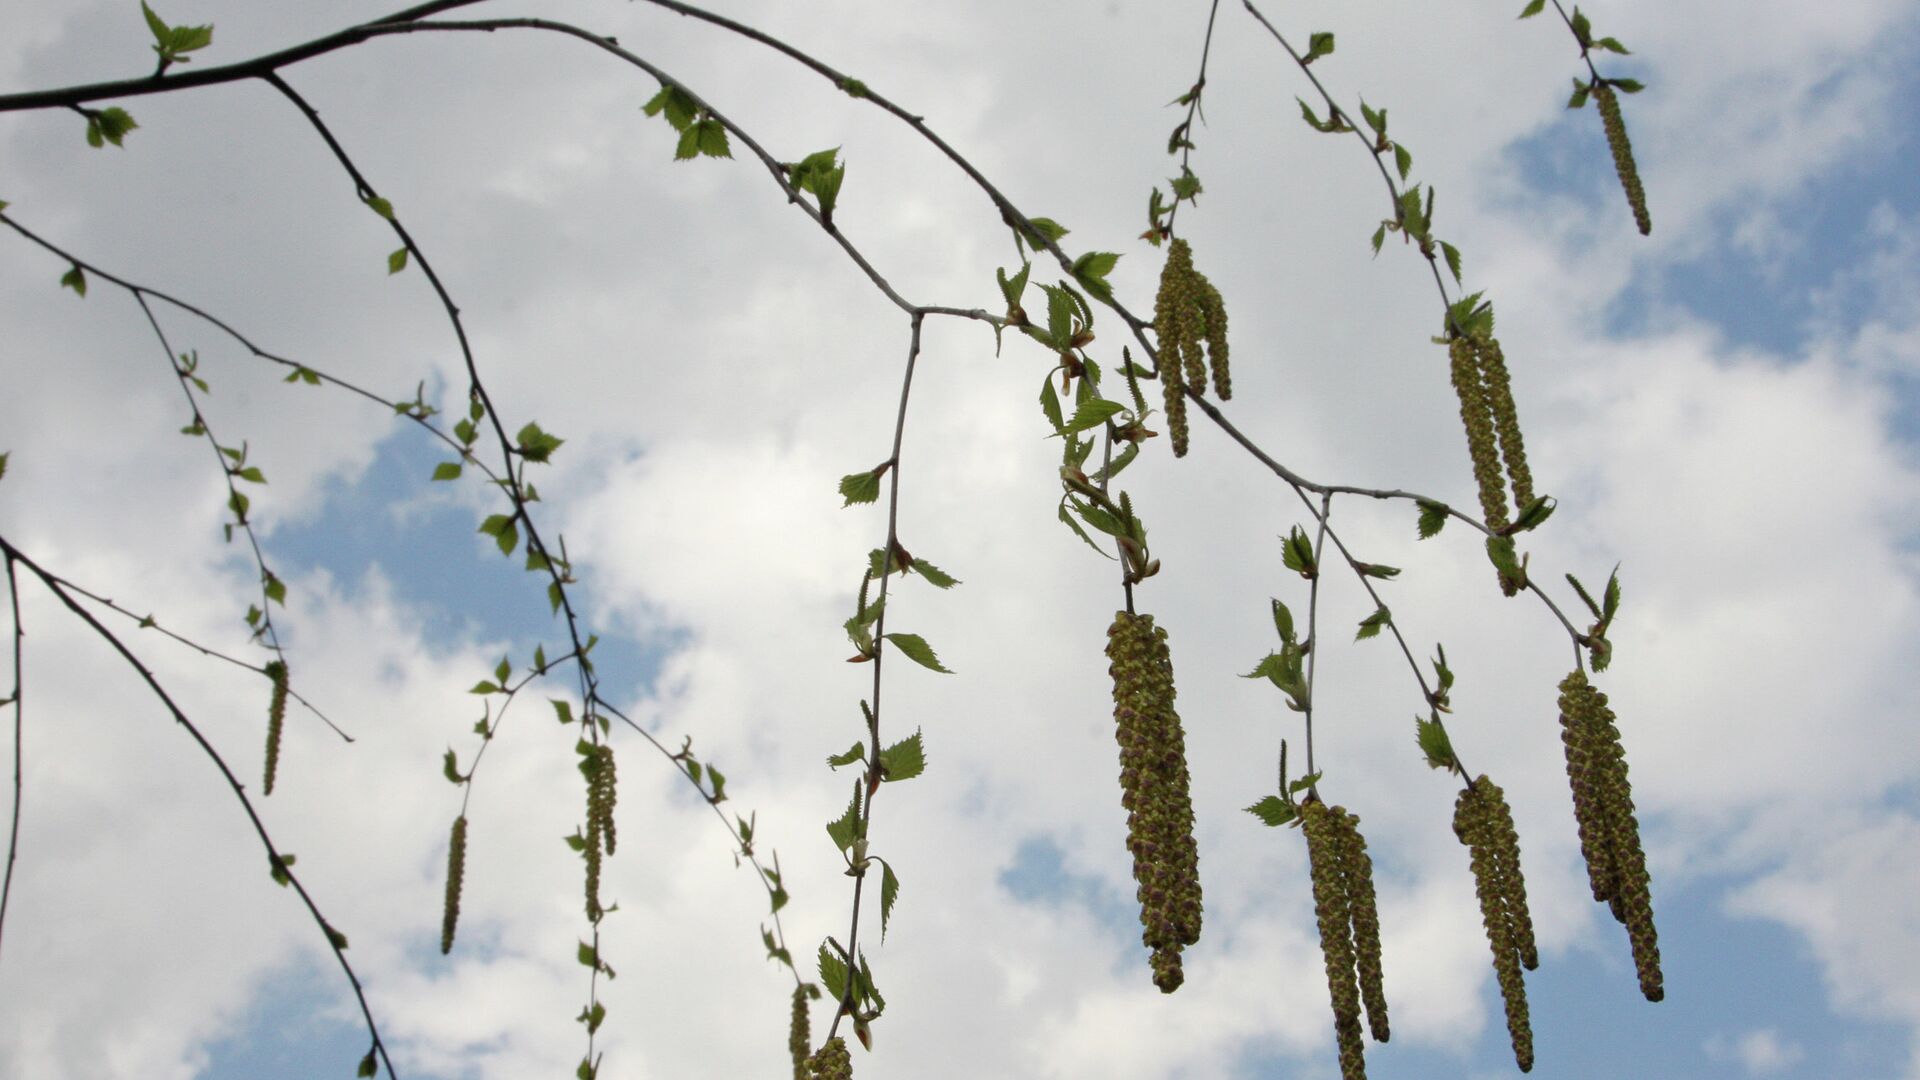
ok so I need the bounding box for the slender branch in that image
[0,534,397,1080]
[1161,0,1225,238]
[0,556,23,959]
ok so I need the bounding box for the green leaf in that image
[1359,101,1386,138]
[1513,494,1556,532]
[89,107,138,148]
[514,421,565,464]
[707,764,728,803]
[363,195,394,220]
[1024,216,1069,245]
[1568,78,1592,110]
[690,117,731,159]
[826,791,861,854]
[1038,376,1067,437]
[1359,563,1401,580]
[1303,31,1336,64]
[642,84,698,131]
[548,581,564,614]
[430,461,463,482]
[1565,573,1602,619]
[1271,598,1296,644]
[1613,78,1647,94]
[1393,142,1413,182]
[1570,8,1593,46]
[60,265,86,297]
[469,680,498,695]
[142,1,170,42]
[564,830,588,852]
[827,742,866,768]
[910,559,959,589]
[577,940,599,968]
[882,632,952,674]
[550,698,574,725]
[839,469,883,507]
[168,23,213,55]
[234,466,266,484]
[1289,771,1323,794]
[838,76,870,99]
[879,730,925,782]
[1439,241,1463,285]
[879,858,901,941]
[1281,525,1317,578]
[1070,251,1120,302]
[387,247,408,275]
[269,852,295,887]
[358,1049,377,1078]
[818,944,850,1002]
[0,452,8,482]
[1057,501,1111,557]
[581,1001,607,1035]
[1246,795,1297,827]
[1370,222,1388,256]
[1356,606,1392,641]
[442,749,463,784]
[1064,398,1125,435]
[1519,0,1547,16]
[1593,36,1629,54]
[263,574,287,606]
[1602,565,1622,622]
[1416,499,1449,539]
[1416,716,1457,771]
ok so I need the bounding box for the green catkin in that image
[1302,801,1367,1080]
[806,1036,853,1080]
[1473,336,1534,512]
[788,986,811,1080]
[595,743,618,856]
[1154,242,1196,457]
[1477,779,1539,972]
[1199,277,1232,400]
[441,815,467,954]
[1447,336,1510,532]
[1456,783,1534,1072]
[1558,673,1616,904]
[1332,808,1390,1044]
[584,776,605,922]
[1106,611,1204,991]
[1593,82,1651,236]
[263,660,288,796]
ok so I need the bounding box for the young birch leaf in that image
[825,791,861,853]
[1519,0,1547,15]
[442,749,463,784]
[911,559,959,589]
[1271,598,1297,644]
[60,266,86,297]
[882,633,952,674]
[1439,241,1463,285]
[1064,398,1125,435]
[1356,606,1392,641]
[826,742,866,768]
[838,469,883,507]
[387,247,408,274]
[817,944,850,1002]
[878,730,925,782]
[1416,499,1449,539]
[1416,716,1457,771]
[1602,565,1622,622]
[357,1050,377,1078]
[1039,377,1067,436]
[1246,795,1297,827]
[1057,501,1112,557]
[1304,31,1336,63]
[432,461,463,481]
[879,859,901,941]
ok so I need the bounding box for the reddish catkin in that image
[262,660,288,796]
[441,815,467,955]
[1593,81,1651,236]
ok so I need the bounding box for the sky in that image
[1,1,1918,1079]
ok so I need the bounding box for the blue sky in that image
[4,2,1920,1079]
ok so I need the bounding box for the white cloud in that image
[1705,1027,1808,1076]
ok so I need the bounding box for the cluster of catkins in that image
[788,986,811,1080]
[441,815,468,954]
[804,1036,852,1080]
[1559,670,1663,1001]
[1446,330,1533,594]
[582,740,619,921]
[1454,777,1538,1072]
[1105,610,1204,991]
[1299,800,1389,1080]
[262,659,289,796]
[1593,82,1651,236]
[1152,237,1231,457]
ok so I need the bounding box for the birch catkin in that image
[1558,670,1663,1001]
[262,660,288,796]
[441,815,467,954]
[1448,336,1509,532]
[788,986,811,1080]
[1106,610,1204,991]
[1332,808,1389,1044]
[1455,781,1533,1072]
[1594,82,1651,236]
[1302,800,1368,1080]
[1153,238,1234,455]
[1473,336,1534,513]
[806,1036,852,1080]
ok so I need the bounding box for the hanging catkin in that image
[441,815,468,954]
[263,660,289,796]
[1455,781,1534,1072]
[1593,82,1651,236]
[1106,610,1204,991]
[806,1036,852,1080]
[788,986,811,1080]
[1558,670,1662,1001]
[1302,800,1368,1080]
